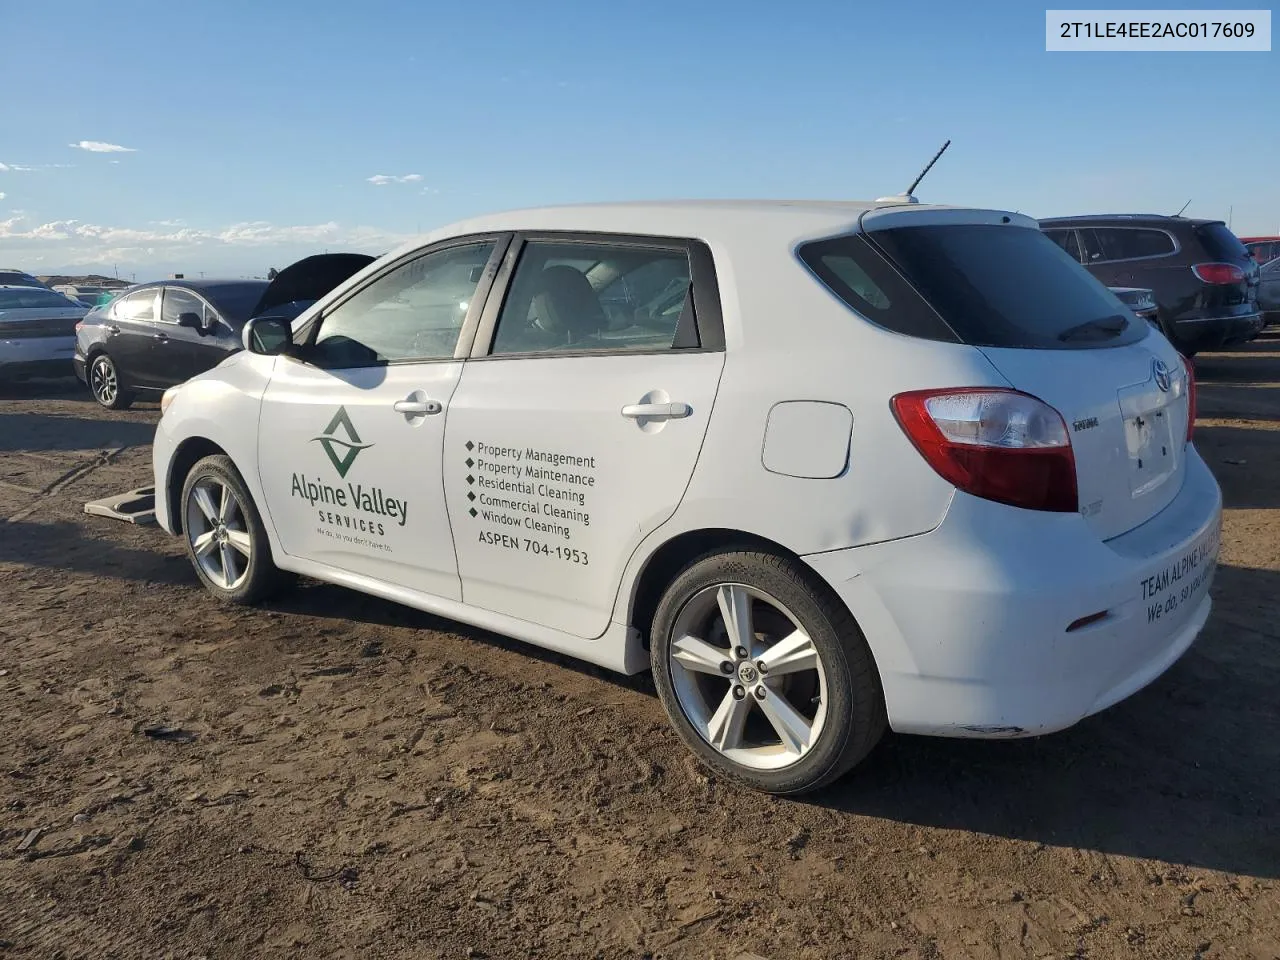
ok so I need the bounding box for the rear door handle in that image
[393,399,442,415]
[106,324,120,335]
[620,402,692,421]
[154,332,169,342]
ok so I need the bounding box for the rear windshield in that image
[1194,222,1251,262]
[800,223,1148,350]
[0,287,79,310]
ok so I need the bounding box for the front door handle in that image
[620,401,692,421]
[393,399,442,415]
[154,332,169,342]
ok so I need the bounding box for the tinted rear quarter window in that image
[1194,222,1251,262]
[801,223,1147,350]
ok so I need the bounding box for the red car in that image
[1241,236,1280,266]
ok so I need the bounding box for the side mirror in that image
[243,316,294,355]
[177,311,203,330]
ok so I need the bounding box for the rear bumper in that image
[1172,310,1264,351]
[73,355,87,383]
[0,336,77,380]
[804,450,1223,738]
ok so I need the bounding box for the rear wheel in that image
[180,455,292,604]
[89,353,133,410]
[650,550,886,795]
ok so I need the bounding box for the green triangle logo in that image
[310,406,373,478]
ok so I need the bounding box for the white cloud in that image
[367,173,423,186]
[70,141,137,153]
[0,214,410,273]
[0,193,5,202]
[0,161,73,172]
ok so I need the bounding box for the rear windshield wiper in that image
[1058,314,1130,342]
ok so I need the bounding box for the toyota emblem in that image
[1152,358,1171,393]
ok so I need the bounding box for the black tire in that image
[650,549,886,795]
[179,454,293,605]
[88,352,134,410]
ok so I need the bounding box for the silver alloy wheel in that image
[90,356,117,405]
[185,478,252,591]
[668,583,829,771]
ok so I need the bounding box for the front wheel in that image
[180,454,292,604]
[650,550,886,795]
[88,353,133,410]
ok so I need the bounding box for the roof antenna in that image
[878,139,951,205]
[1173,198,1192,217]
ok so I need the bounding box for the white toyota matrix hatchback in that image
[153,200,1222,794]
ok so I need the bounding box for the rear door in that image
[105,288,162,387]
[862,211,1192,541]
[443,233,725,639]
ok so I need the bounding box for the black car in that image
[74,253,373,409]
[1108,286,1159,326]
[0,268,51,289]
[1039,214,1262,356]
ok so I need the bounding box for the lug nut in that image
[732,685,746,701]
[720,661,734,675]
[754,685,767,700]
[734,646,749,660]
[756,660,769,675]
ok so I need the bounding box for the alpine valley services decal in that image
[290,405,408,552]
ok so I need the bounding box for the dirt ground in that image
[1,338,1277,960]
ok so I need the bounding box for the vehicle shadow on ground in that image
[0,413,154,453]
[0,376,88,401]
[817,561,1280,879]
[0,520,191,585]
[1194,424,1280,508]
[275,561,1279,877]
[266,581,659,695]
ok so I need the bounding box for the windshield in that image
[0,287,81,310]
[200,281,270,323]
[856,223,1147,349]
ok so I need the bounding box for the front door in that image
[256,239,503,599]
[444,234,726,639]
[157,287,238,383]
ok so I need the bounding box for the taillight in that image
[1192,262,1245,285]
[1182,355,1196,443]
[891,389,1078,513]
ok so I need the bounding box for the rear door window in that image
[802,223,1147,350]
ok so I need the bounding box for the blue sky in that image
[1,0,1275,278]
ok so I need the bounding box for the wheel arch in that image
[626,527,821,653]
[165,437,231,534]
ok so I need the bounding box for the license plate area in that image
[1118,377,1183,498]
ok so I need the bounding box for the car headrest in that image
[530,265,605,342]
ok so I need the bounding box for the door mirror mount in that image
[176,311,203,330]
[243,316,295,356]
